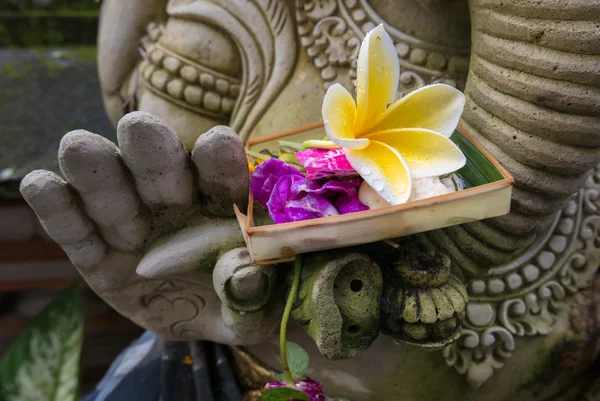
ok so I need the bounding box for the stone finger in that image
[59,130,151,251]
[19,170,107,269]
[117,111,195,215]
[191,126,249,217]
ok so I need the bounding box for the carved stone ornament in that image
[295,0,470,94]
[442,166,600,388]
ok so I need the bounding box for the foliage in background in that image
[0,286,84,401]
[0,0,100,47]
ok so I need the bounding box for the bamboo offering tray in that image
[234,121,514,264]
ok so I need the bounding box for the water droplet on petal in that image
[373,179,384,192]
[359,166,371,176]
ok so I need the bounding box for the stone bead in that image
[470,280,486,294]
[409,48,428,65]
[396,42,410,58]
[150,69,170,90]
[229,84,240,98]
[200,73,215,90]
[221,97,235,114]
[163,57,181,73]
[166,78,184,99]
[150,49,165,64]
[427,52,447,70]
[215,79,229,95]
[537,251,556,270]
[183,86,203,106]
[523,264,540,282]
[488,278,505,294]
[142,64,156,80]
[362,22,376,33]
[352,8,366,22]
[203,91,221,112]
[506,273,523,290]
[180,66,198,83]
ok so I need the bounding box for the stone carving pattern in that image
[295,0,470,93]
[141,279,209,338]
[140,23,241,120]
[138,0,298,142]
[442,165,600,388]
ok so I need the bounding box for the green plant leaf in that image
[262,387,309,401]
[246,149,272,160]
[278,140,305,154]
[286,341,309,379]
[450,130,504,188]
[0,285,84,401]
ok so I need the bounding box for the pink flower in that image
[265,378,326,401]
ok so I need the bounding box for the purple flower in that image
[250,159,368,224]
[336,195,369,214]
[250,158,303,207]
[265,378,326,401]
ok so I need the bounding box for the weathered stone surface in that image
[20,113,279,345]
[191,126,249,217]
[291,252,383,360]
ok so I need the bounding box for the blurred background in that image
[0,0,143,394]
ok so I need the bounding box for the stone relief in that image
[140,23,241,121]
[443,166,600,388]
[295,0,470,93]
[18,0,600,398]
[162,0,298,142]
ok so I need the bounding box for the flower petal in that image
[365,128,466,178]
[354,24,400,136]
[345,141,412,205]
[367,84,466,137]
[322,83,369,150]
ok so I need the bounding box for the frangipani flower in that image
[322,24,467,205]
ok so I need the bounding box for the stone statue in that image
[19,0,600,400]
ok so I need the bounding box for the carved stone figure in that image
[20,0,600,400]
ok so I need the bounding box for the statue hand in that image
[20,112,280,343]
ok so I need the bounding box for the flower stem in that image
[280,255,303,387]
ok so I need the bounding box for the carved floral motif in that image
[295,0,470,93]
[442,165,600,388]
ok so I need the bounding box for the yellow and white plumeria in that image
[322,24,466,205]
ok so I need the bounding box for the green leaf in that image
[286,341,309,379]
[262,387,309,401]
[0,285,84,401]
[450,130,504,188]
[246,149,272,160]
[278,140,305,153]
